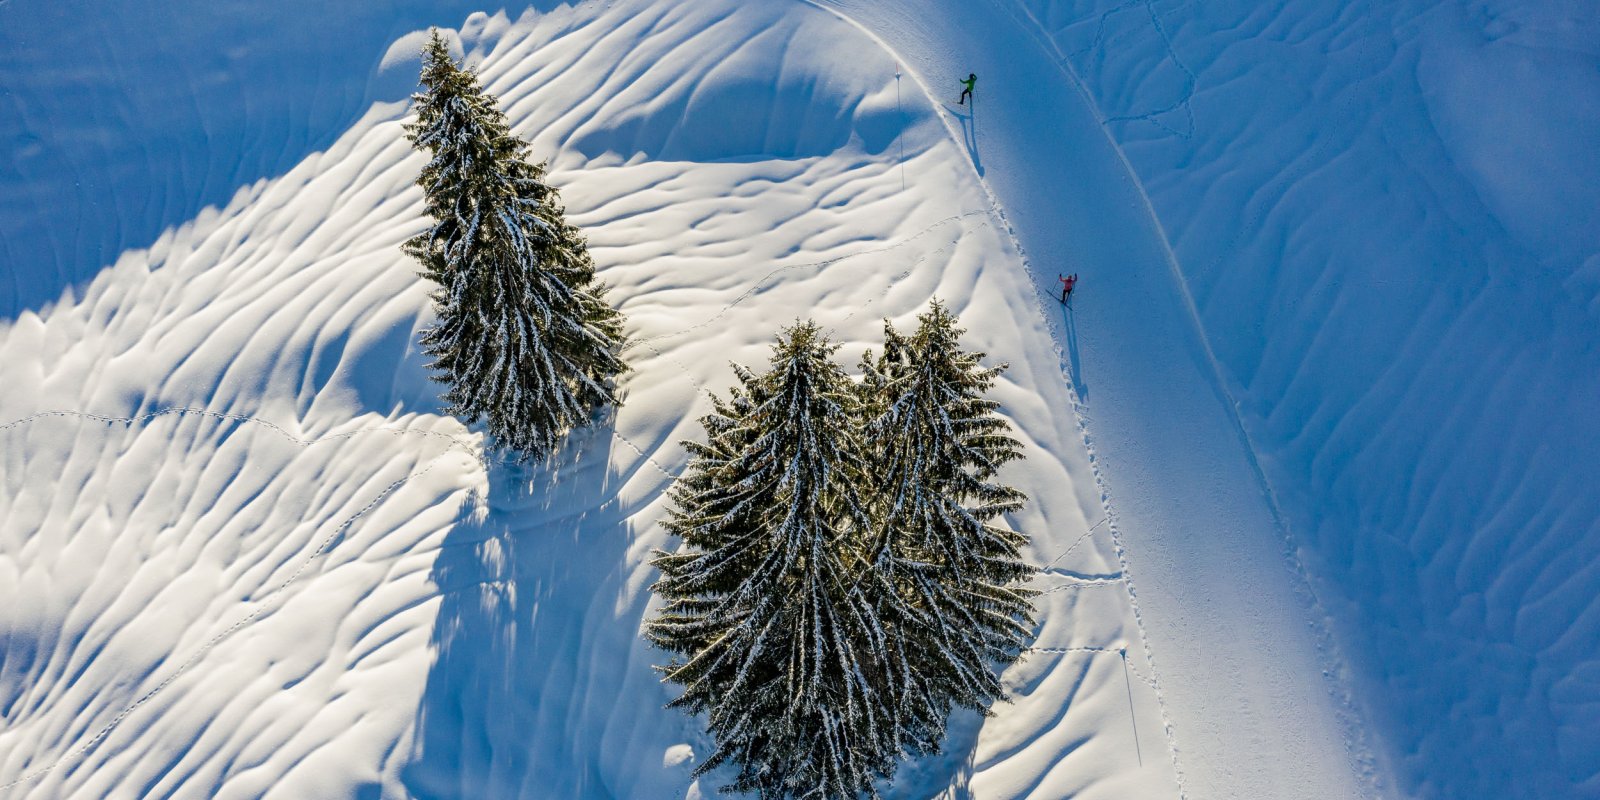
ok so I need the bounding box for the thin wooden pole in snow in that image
[1123,647,1143,767]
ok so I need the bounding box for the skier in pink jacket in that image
[1058,273,1077,303]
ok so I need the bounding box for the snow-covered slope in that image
[1008,0,1600,796]
[2,2,1177,797]
[816,2,1381,797]
[6,0,1592,797]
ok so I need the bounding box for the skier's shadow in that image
[950,98,983,176]
[1061,300,1087,400]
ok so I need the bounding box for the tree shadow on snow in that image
[401,416,691,799]
[886,708,983,799]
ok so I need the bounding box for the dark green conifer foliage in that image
[649,322,897,799]
[405,30,626,458]
[859,300,1035,756]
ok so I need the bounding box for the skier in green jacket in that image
[958,73,976,105]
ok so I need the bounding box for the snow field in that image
[815,0,1389,797]
[2,1,1176,797]
[1015,0,1600,795]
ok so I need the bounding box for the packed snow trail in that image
[812,0,1381,797]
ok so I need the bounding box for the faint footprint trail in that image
[1097,0,1197,138]
[1010,199,1190,796]
[0,408,481,791]
[811,7,1193,788]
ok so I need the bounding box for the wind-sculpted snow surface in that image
[0,0,489,318]
[1015,0,1600,796]
[1,1,1173,797]
[0,412,477,798]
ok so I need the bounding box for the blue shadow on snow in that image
[0,0,509,320]
[402,417,694,799]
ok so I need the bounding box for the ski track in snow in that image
[0,1,1167,797]
[1014,0,1600,796]
[815,0,1395,797]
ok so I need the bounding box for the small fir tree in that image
[859,300,1035,755]
[649,322,897,799]
[405,30,626,458]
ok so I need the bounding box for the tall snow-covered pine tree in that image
[859,300,1035,755]
[649,321,897,799]
[405,30,626,458]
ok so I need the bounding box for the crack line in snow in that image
[0,408,479,791]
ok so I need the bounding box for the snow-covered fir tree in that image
[649,321,898,799]
[858,300,1035,756]
[405,30,626,458]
